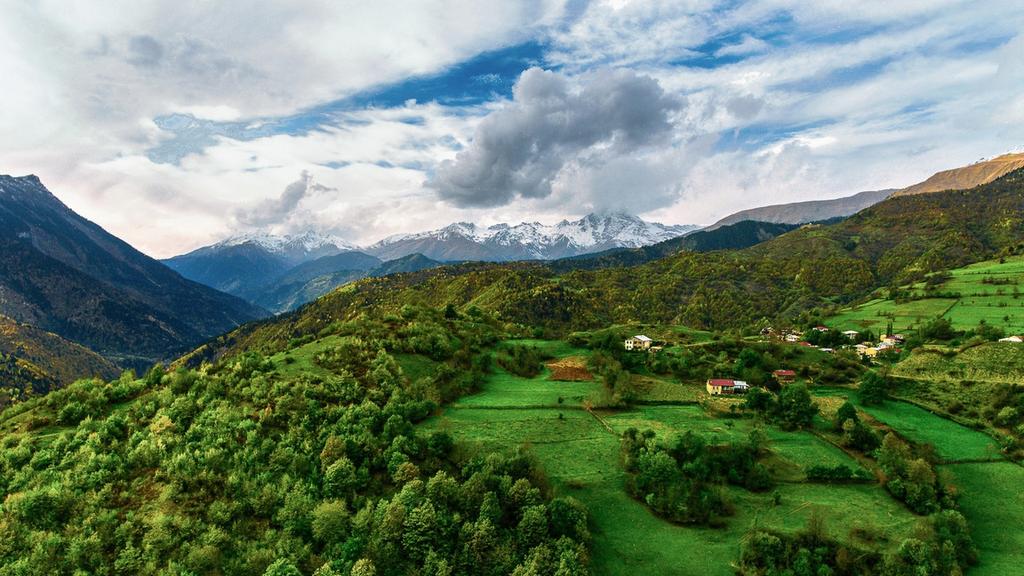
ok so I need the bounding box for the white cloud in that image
[3,0,1024,259]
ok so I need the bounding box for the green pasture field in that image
[423,341,919,575]
[268,334,344,379]
[393,353,441,382]
[453,367,604,408]
[830,298,956,333]
[819,389,1002,462]
[633,377,706,402]
[942,462,1024,576]
[890,342,1024,385]
[500,338,588,358]
[830,255,1024,334]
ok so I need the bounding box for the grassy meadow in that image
[831,255,1024,334]
[816,387,1002,462]
[422,340,924,576]
[942,462,1024,576]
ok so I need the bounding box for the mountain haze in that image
[711,189,895,229]
[246,252,443,313]
[163,232,356,296]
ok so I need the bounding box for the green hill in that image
[749,167,1024,285]
[0,305,592,575]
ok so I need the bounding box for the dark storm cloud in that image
[427,67,682,207]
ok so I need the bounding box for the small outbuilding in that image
[773,369,797,384]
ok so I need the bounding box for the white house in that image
[999,335,1024,343]
[842,330,860,340]
[624,335,653,351]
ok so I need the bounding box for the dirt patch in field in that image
[814,395,848,419]
[547,356,594,381]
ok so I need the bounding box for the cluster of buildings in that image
[854,333,905,358]
[762,325,909,359]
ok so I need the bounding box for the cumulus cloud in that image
[428,67,682,207]
[234,170,334,228]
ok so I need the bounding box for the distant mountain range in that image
[165,213,699,312]
[163,231,447,313]
[365,213,699,262]
[162,231,356,295]
[710,189,895,229]
[0,175,266,367]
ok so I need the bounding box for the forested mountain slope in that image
[0,305,590,575]
[191,169,1024,365]
[0,315,119,403]
[0,175,266,365]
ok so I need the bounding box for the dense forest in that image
[0,306,590,575]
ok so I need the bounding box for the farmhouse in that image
[842,330,860,340]
[706,379,749,395]
[999,335,1024,343]
[773,369,796,384]
[624,335,653,351]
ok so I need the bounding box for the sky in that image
[2,0,1024,258]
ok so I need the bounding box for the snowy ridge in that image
[367,213,698,261]
[217,231,355,254]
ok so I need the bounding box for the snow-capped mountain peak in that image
[218,231,355,254]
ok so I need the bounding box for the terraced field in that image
[831,255,1024,334]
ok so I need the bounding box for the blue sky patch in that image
[147,41,546,165]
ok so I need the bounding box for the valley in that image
[5,5,1024,574]
[3,161,1024,575]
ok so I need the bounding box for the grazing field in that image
[942,462,1024,576]
[830,255,1024,334]
[634,377,706,402]
[453,367,603,407]
[500,338,588,358]
[424,340,919,575]
[891,342,1024,385]
[830,298,956,333]
[820,389,1003,462]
